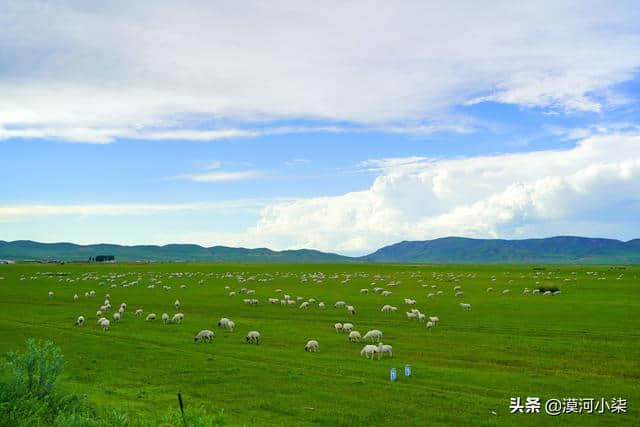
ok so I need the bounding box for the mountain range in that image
[1,236,639,264]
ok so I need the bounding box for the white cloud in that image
[176,170,264,183]
[1,1,639,142]
[229,133,640,253]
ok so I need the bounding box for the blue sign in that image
[405,364,412,377]
[390,368,397,382]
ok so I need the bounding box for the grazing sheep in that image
[459,303,471,310]
[404,298,417,305]
[89,290,96,297]
[146,313,157,321]
[334,301,347,308]
[363,329,383,342]
[346,305,356,315]
[334,323,343,333]
[427,292,434,298]
[523,288,530,294]
[229,291,236,297]
[455,291,464,297]
[75,315,85,326]
[426,320,434,330]
[406,311,418,320]
[381,291,392,296]
[417,313,425,322]
[99,318,110,331]
[194,330,215,342]
[97,317,107,325]
[532,289,540,294]
[135,309,143,317]
[453,286,461,291]
[299,301,309,309]
[377,343,392,359]
[48,291,54,298]
[162,313,170,324]
[360,288,369,294]
[84,292,90,298]
[245,331,261,345]
[118,307,125,316]
[552,290,561,295]
[226,320,235,331]
[73,294,79,302]
[113,312,121,322]
[486,287,493,292]
[360,344,378,359]
[174,299,180,310]
[436,290,443,295]
[502,289,510,295]
[343,323,354,332]
[120,302,127,310]
[96,310,102,317]
[348,331,361,342]
[428,316,440,326]
[172,313,184,324]
[268,298,279,304]
[373,287,383,293]
[308,298,316,304]
[304,340,320,352]
[318,302,325,309]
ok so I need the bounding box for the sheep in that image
[226,320,235,331]
[172,313,184,324]
[268,298,279,304]
[373,287,383,293]
[284,294,291,300]
[97,317,108,325]
[245,331,260,345]
[502,289,510,295]
[84,292,90,298]
[455,291,464,297]
[363,329,382,342]
[427,292,434,298]
[146,313,157,321]
[348,331,361,342]
[436,290,443,295]
[532,289,540,295]
[334,301,347,308]
[194,330,215,342]
[428,316,440,326]
[99,318,110,331]
[318,302,325,309]
[113,312,121,322]
[162,313,170,324]
[404,298,416,305]
[287,300,296,306]
[334,323,343,333]
[453,286,461,291]
[406,311,418,320]
[174,299,180,310]
[118,306,125,316]
[486,287,493,292]
[377,343,392,359]
[229,291,236,297]
[218,318,234,331]
[73,294,79,302]
[48,291,54,298]
[304,340,320,352]
[120,302,127,310]
[360,344,378,359]
[96,310,102,317]
[459,303,471,310]
[380,304,397,313]
[89,290,96,297]
[343,322,354,332]
[552,290,561,295]
[360,288,369,294]
[346,305,356,315]
[135,309,143,317]
[417,313,426,322]
[523,288,530,294]
[426,320,434,330]
[299,301,309,309]
[75,315,85,326]
[381,291,392,296]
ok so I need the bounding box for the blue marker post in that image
[390,368,397,382]
[405,364,412,377]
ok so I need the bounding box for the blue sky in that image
[1,1,639,254]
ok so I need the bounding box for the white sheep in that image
[426,320,434,330]
[162,313,170,324]
[96,310,102,317]
[113,312,121,322]
[304,340,320,352]
[299,301,309,309]
[194,330,215,342]
[363,329,382,342]
[381,291,392,296]
[455,291,464,297]
[334,301,347,308]
[146,313,156,321]
[75,315,85,326]
[245,330,260,345]
[360,344,378,359]
[360,288,369,294]
[377,343,392,359]
[428,316,440,326]
[172,313,184,324]
[346,305,356,315]
[48,291,54,298]
[135,309,143,317]
[334,322,343,333]
[343,322,354,332]
[502,289,510,295]
[99,318,110,331]
[459,303,471,310]
[318,302,325,309]
[174,299,180,310]
[73,294,79,302]
[348,331,361,342]
[486,287,493,292]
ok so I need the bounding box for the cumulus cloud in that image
[230,133,640,253]
[1,1,639,142]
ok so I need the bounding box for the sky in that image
[1,0,639,255]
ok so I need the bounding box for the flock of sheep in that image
[35,267,580,362]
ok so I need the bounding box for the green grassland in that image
[0,263,638,426]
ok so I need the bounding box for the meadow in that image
[0,263,638,426]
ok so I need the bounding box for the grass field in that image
[0,263,638,426]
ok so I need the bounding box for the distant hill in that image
[0,240,352,263]
[0,236,639,264]
[363,236,640,264]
